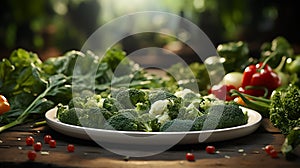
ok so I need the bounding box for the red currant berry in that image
[67,144,75,152]
[25,136,35,146]
[44,135,52,144]
[27,150,37,161]
[205,146,216,154]
[185,152,195,161]
[33,142,42,151]
[49,139,56,148]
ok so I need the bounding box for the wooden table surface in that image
[1,119,300,168]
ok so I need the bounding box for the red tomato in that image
[264,145,275,155]
[33,142,42,151]
[49,139,56,148]
[0,95,10,115]
[27,150,37,161]
[185,152,195,161]
[205,146,216,154]
[44,135,52,144]
[67,144,75,152]
[26,136,35,146]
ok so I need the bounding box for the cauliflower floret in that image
[175,88,200,98]
[149,99,169,116]
[157,112,171,125]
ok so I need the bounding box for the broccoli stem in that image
[230,90,271,117]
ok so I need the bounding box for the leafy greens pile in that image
[0,48,165,132]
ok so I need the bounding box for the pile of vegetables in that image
[1,36,300,159]
[167,36,300,159]
[56,88,248,132]
[0,48,165,132]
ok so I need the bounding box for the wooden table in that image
[0,119,299,168]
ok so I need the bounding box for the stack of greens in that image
[0,48,165,132]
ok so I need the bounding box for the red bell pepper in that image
[239,62,281,97]
[209,84,236,101]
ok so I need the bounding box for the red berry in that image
[205,145,216,154]
[269,149,278,158]
[67,144,75,152]
[27,150,37,161]
[44,135,52,144]
[49,139,56,148]
[33,142,42,151]
[25,136,35,146]
[185,152,195,161]
[264,145,275,155]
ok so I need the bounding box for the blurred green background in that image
[1,0,299,61]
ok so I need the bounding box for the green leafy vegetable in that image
[0,74,70,132]
[217,41,250,73]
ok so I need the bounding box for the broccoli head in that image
[160,119,194,132]
[115,88,148,109]
[204,104,248,129]
[78,107,112,128]
[270,84,300,134]
[191,115,207,131]
[57,106,82,126]
[181,91,200,107]
[102,97,122,112]
[104,112,139,131]
[68,97,85,109]
[167,96,183,120]
[138,113,160,132]
[177,106,202,120]
[148,89,176,104]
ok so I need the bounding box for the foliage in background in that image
[0,0,291,59]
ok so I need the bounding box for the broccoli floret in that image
[204,104,248,129]
[68,97,85,109]
[198,95,223,113]
[57,106,82,126]
[78,107,112,128]
[167,96,182,119]
[160,119,194,132]
[135,102,150,114]
[177,105,202,120]
[191,115,207,131]
[181,91,201,107]
[117,109,139,118]
[102,97,122,112]
[148,89,176,104]
[104,112,139,131]
[138,113,160,132]
[270,84,300,134]
[115,88,148,109]
[85,94,102,108]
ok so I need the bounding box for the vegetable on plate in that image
[57,88,248,132]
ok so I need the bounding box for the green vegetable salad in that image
[56,88,248,132]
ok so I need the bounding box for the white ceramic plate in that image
[45,107,262,145]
